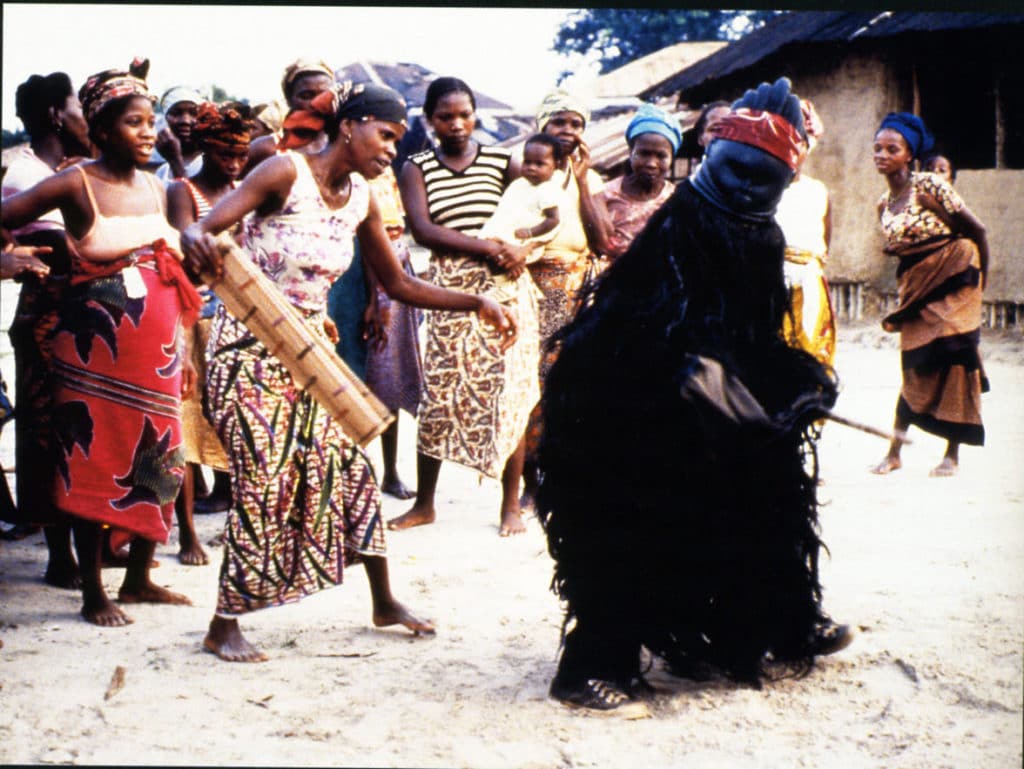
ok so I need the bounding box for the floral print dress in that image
[205,152,386,615]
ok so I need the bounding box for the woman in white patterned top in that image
[181,82,517,663]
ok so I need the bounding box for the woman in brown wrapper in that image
[869,112,989,478]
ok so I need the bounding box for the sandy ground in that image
[0,275,1022,767]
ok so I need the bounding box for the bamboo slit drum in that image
[201,234,394,446]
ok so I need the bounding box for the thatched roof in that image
[595,41,726,98]
[643,11,1024,103]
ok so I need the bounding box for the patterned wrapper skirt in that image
[782,248,837,368]
[4,275,64,526]
[417,252,540,479]
[326,251,369,380]
[524,252,594,459]
[883,236,987,445]
[205,305,386,616]
[365,241,424,416]
[181,314,230,470]
[50,258,189,543]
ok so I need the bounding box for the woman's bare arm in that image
[166,180,196,231]
[180,154,295,275]
[953,204,989,288]
[1,170,81,236]
[357,194,517,347]
[572,143,614,255]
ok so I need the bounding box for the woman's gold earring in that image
[344,134,351,144]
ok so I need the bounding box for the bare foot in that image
[381,477,416,500]
[44,560,82,590]
[387,504,436,531]
[499,508,527,537]
[203,616,269,662]
[869,456,902,475]
[373,599,436,635]
[118,582,192,605]
[178,541,209,566]
[81,595,134,627]
[929,457,958,477]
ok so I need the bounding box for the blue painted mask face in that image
[698,138,794,218]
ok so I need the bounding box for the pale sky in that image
[3,4,587,131]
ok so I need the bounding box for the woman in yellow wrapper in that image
[774,99,836,368]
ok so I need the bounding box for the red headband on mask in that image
[709,108,806,171]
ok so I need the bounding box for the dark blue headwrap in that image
[877,112,934,160]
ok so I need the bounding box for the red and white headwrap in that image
[79,58,153,124]
[709,108,807,171]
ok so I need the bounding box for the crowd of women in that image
[0,54,988,711]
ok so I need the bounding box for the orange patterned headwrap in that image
[277,89,338,150]
[193,101,253,151]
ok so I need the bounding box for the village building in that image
[643,11,1024,328]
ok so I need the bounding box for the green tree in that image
[154,85,246,114]
[554,8,781,75]
[210,84,246,105]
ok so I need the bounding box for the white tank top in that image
[774,174,829,255]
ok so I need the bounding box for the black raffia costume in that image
[537,79,844,704]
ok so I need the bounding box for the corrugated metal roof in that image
[497,102,696,175]
[643,11,1024,101]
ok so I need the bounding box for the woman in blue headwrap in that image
[601,103,681,261]
[870,112,989,478]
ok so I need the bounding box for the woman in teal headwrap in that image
[600,103,681,261]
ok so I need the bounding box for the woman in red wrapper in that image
[2,59,200,627]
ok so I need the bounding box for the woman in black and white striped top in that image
[389,77,541,538]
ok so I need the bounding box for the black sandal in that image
[550,678,632,710]
[811,622,857,656]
